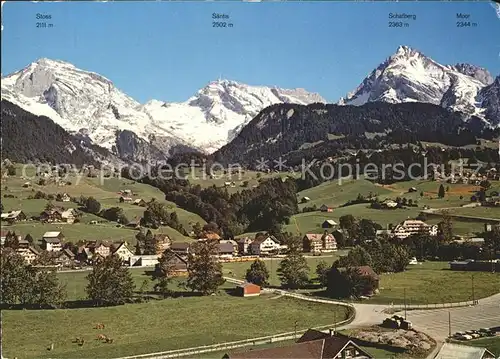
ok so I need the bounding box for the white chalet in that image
[392,220,438,239]
[112,242,134,263]
[249,236,281,256]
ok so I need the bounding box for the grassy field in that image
[188,168,289,194]
[360,261,500,305]
[1,165,204,244]
[223,253,347,287]
[221,260,499,305]
[59,268,156,301]
[289,179,500,237]
[2,294,350,359]
[57,255,347,301]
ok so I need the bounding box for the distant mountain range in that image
[0,59,324,160]
[1,46,499,163]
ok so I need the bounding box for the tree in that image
[141,201,170,228]
[327,267,377,299]
[438,211,453,241]
[6,165,16,176]
[151,250,177,298]
[480,180,491,191]
[135,229,146,254]
[186,241,225,295]
[315,260,329,288]
[339,215,359,243]
[32,270,67,308]
[134,241,142,255]
[0,249,32,305]
[438,184,445,199]
[192,222,203,238]
[484,226,500,253]
[45,201,55,211]
[33,250,57,266]
[277,250,309,289]
[101,207,125,222]
[358,219,381,244]
[143,230,159,255]
[4,232,19,249]
[336,246,373,268]
[24,234,34,245]
[245,259,270,287]
[0,249,66,307]
[86,254,135,306]
[84,197,101,214]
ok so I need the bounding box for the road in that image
[225,276,500,341]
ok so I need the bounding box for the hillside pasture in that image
[1,165,204,243]
[1,294,350,359]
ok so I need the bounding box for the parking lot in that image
[406,294,500,340]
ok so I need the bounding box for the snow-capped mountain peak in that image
[338,45,497,126]
[1,59,325,157]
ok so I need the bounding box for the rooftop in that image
[434,343,495,359]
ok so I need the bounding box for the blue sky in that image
[2,1,499,103]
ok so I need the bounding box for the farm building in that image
[41,232,64,251]
[16,246,40,265]
[236,283,261,297]
[237,237,252,255]
[112,242,134,263]
[170,242,192,257]
[302,233,337,253]
[154,234,171,254]
[133,199,147,206]
[224,330,374,358]
[1,210,27,223]
[319,204,333,212]
[434,343,495,359]
[129,254,160,267]
[321,219,338,229]
[87,241,111,258]
[56,248,76,267]
[218,242,237,259]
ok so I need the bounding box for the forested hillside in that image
[214,102,499,166]
[1,100,112,166]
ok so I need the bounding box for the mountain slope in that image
[1,100,120,166]
[477,76,500,126]
[1,59,325,157]
[338,46,496,125]
[214,102,496,166]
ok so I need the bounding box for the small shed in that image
[322,219,338,229]
[319,204,333,213]
[236,282,261,297]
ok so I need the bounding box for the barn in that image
[236,283,261,297]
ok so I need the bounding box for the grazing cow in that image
[97,334,107,341]
[94,323,105,329]
[78,339,85,346]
